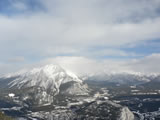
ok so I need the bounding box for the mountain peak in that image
[28,64,66,78]
[42,64,64,73]
[0,64,89,105]
[8,64,83,93]
[28,64,64,74]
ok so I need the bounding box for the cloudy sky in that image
[0,0,160,75]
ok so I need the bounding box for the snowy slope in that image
[83,72,155,85]
[7,64,88,95]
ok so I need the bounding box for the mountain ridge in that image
[0,64,89,105]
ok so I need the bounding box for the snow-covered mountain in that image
[0,64,89,105]
[9,65,81,90]
[2,65,160,120]
[82,72,160,85]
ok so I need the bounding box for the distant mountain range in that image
[1,64,160,93]
[2,64,160,85]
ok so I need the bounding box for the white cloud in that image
[7,56,25,63]
[0,15,160,58]
[38,56,106,75]
[41,54,160,75]
[41,0,160,23]
[11,1,28,11]
[0,0,160,74]
[0,63,23,75]
[1,54,160,76]
[127,53,160,74]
